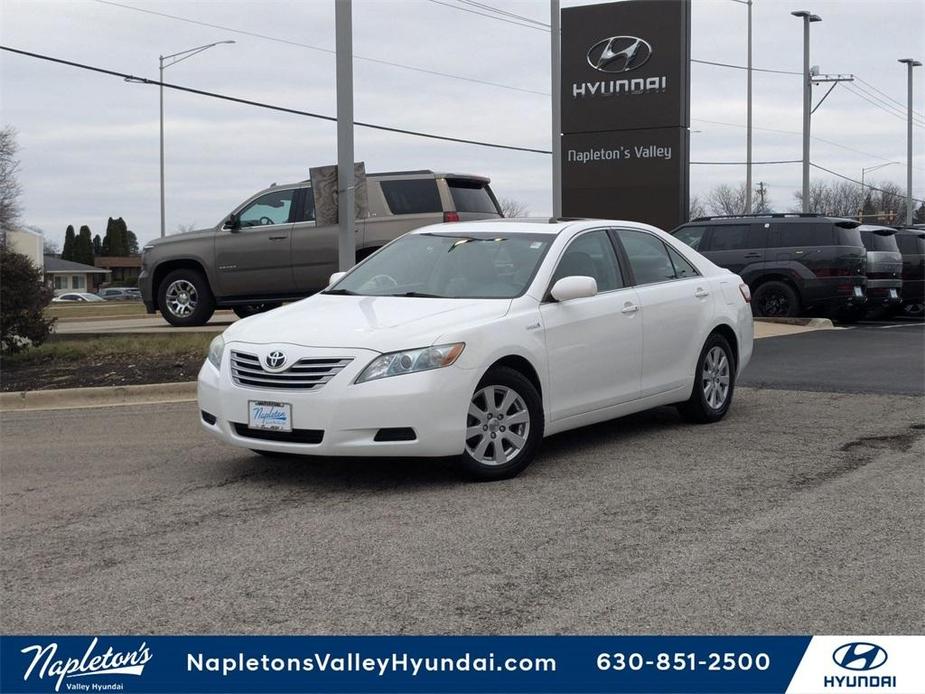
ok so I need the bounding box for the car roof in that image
[685,213,860,226]
[408,218,660,236]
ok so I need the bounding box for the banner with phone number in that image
[1,635,922,693]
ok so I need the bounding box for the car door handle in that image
[268,235,287,241]
[744,253,762,259]
[621,303,639,314]
[695,288,710,298]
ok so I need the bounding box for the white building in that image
[6,227,44,271]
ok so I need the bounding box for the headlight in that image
[355,343,464,383]
[207,335,225,370]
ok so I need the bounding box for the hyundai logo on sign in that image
[587,36,652,73]
[265,351,287,370]
[832,642,888,671]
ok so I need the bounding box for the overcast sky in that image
[1,0,923,248]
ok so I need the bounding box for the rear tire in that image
[459,367,544,481]
[752,281,801,318]
[678,333,736,424]
[233,302,282,319]
[158,268,215,327]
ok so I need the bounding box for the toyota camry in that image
[198,219,753,480]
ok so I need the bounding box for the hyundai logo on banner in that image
[832,642,888,671]
[586,36,652,73]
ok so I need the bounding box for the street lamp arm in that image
[161,40,235,68]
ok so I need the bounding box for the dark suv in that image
[858,225,903,315]
[671,214,866,318]
[894,226,925,317]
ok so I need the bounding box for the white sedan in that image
[199,219,753,480]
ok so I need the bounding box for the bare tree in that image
[792,179,910,223]
[706,183,748,216]
[688,195,706,219]
[0,126,23,243]
[497,197,529,218]
[176,222,199,234]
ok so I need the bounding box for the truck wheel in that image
[233,302,281,319]
[158,269,215,327]
[752,281,801,317]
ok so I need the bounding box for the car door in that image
[289,186,344,294]
[615,229,714,398]
[539,229,642,421]
[214,187,297,298]
[704,223,767,275]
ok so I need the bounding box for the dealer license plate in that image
[853,286,864,298]
[248,401,292,432]
[889,288,898,299]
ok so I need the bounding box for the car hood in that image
[223,294,513,352]
[146,227,215,247]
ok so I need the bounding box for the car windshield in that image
[327,232,553,299]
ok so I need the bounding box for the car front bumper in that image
[197,343,478,457]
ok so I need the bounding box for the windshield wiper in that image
[387,291,443,298]
[322,288,358,295]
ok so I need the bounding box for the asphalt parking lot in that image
[1,323,922,635]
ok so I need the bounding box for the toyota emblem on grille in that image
[265,351,287,370]
[587,35,652,73]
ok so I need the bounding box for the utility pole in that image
[755,181,767,211]
[898,58,922,225]
[791,10,821,213]
[745,0,753,213]
[335,0,355,271]
[551,0,562,218]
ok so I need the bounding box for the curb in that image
[0,381,197,412]
[754,317,835,329]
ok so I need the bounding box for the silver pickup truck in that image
[139,170,502,326]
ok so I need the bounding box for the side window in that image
[772,222,835,247]
[617,230,677,285]
[550,230,623,292]
[379,179,442,215]
[237,189,295,228]
[666,245,700,278]
[673,225,708,251]
[294,187,315,223]
[707,224,753,251]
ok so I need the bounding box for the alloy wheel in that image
[465,385,531,466]
[701,346,730,410]
[165,279,198,318]
[761,291,789,317]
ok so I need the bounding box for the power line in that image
[0,45,552,154]
[456,0,549,28]
[691,58,800,76]
[855,75,924,119]
[841,83,925,128]
[847,80,925,123]
[425,0,548,31]
[811,162,925,203]
[91,0,549,96]
[691,160,801,165]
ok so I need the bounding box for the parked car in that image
[139,170,503,327]
[97,287,141,301]
[198,219,754,480]
[671,213,866,319]
[857,225,903,316]
[51,292,106,303]
[894,226,925,317]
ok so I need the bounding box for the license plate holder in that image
[248,401,292,432]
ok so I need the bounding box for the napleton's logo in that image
[586,35,653,73]
[20,637,152,692]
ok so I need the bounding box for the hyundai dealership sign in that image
[561,0,691,230]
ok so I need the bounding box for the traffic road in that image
[1,327,922,635]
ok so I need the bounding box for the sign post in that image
[560,0,691,230]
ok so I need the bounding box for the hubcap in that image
[465,385,530,466]
[701,346,731,410]
[165,279,198,318]
[761,290,790,317]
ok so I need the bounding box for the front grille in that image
[233,423,324,444]
[230,351,352,390]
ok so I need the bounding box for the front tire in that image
[752,281,801,318]
[459,367,544,481]
[678,333,736,424]
[158,269,215,327]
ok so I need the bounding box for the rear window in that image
[770,222,835,247]
[447,179,500,214]
[896,233,925,254]
[380,179,441,215]
[835,226,864,248]
[860,230,900,252]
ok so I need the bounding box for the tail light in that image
[739,284,751,303]
[443,211,460,223]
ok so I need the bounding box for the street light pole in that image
[898,58,922,225]
[335,0,355,271]
[550,0,562,219]
[792,10,821,213]
[158,40,235,237]
[746,0,752,213]
[859,162,899,220]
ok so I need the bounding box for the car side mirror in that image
[329,271,347,286]
[550,276,597,302]
[223,213,240,231]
